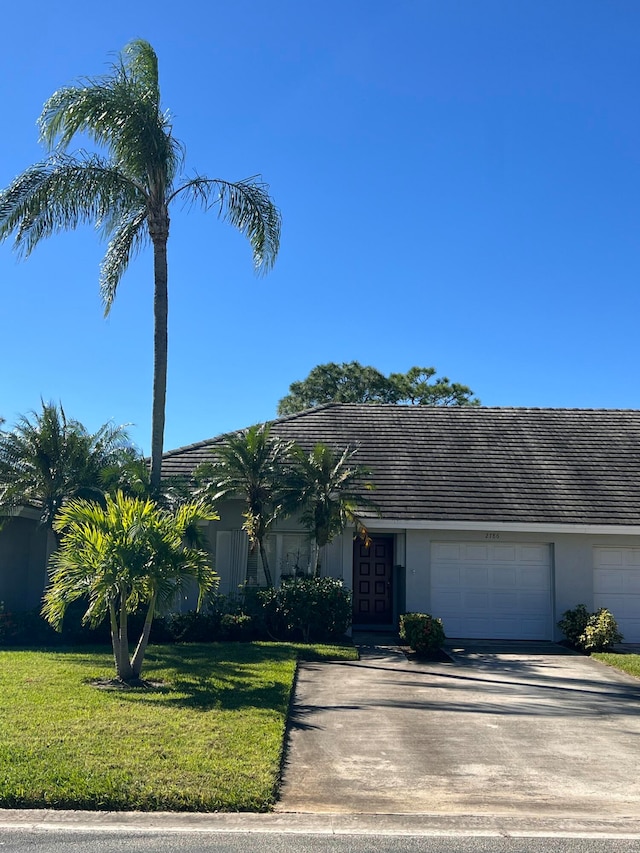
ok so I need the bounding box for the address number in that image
[485,533,500,540]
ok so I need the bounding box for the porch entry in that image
[352,536,394,624]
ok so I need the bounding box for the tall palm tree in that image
[287,443,378,576]
[0,401,133,529]
[195,423,292,587]
[43,491,218,682]
[0,40,281,490]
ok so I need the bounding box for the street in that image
[0,831,639,853]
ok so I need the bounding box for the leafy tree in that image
[0,40,281,491]
[287,443,377,576]
[195,423,292,587]
[277,362,479,415]
[0,401,133,529]
[42,492,218,682]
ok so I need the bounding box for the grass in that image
[591,652,640,679]
[0,640,357,812]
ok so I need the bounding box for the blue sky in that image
[1,1,639,453]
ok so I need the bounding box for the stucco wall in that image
[394,526,640,640]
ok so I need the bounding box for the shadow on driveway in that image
[277,636,640,816]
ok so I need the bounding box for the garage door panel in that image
[492,545,517,562]
[431,564,460,585]
[594,569,624,594]
[431,591,462,611]
[517,566,550,589]
[519,544,549,564]
[492,591,519,611]
[593,547,640,642]
[433,543,462,561]
[492,566,517,587]
[431,541,552,640]
[464,544,489,561]
[594,594,636,619]
[461,566,489,587]
[462,591,491,610]
[519,590,550,610]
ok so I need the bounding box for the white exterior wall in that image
[379,526,640,640]
[206,505,640,640]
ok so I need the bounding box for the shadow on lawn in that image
[98,643,297,712]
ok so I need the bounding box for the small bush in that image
[259,577,352,643]
[580,608,623,652]
[558,604,623,652]
[165,611,220,643]
[220,612,254,641]
[399,612,446,655]
[557,604,591,647]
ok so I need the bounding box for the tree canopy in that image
[0,401,134,528]
[196,425,377,579]
[194,423,292,587]
[277,362,479,415]
[286,443,377,575]
[43,492,218,682]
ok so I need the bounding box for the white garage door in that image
[431,542,552,640]
[594,547,640,643]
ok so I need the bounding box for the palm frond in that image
[122,39,160,105]
[0,154,142,258]
[172,176,281,272]
[100,206,148,312]
[0,402,136,527]
[38,41,182,188]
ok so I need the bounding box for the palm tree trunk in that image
[258,539,274,587]
[131,589,157,678]
[149,223,169,492]
[117,592,134,682]
[109,600,121,674]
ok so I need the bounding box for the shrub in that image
[220,612,254,641]
[165,611,220,643]
[580,608,623,652]
[259,576,352,643]
[399,612,446,655]
[557,604,591,647]
[558,604,623,652]
[0,605,63,646]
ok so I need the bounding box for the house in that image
[161,404,640,642]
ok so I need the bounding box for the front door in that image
[352,536,393,625]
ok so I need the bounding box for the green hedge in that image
[399,612,446,655]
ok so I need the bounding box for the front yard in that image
[0,642,356,812]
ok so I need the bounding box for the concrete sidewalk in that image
[277,635,640,820]
[1,807,640,838]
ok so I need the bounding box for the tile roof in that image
[161,405,640,526]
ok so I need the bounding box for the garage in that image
[593,547,640,643]
[430,541,553,640]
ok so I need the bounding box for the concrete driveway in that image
[277,636,640,819]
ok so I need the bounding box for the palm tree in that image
[195,423,292,587]
[42,491,218,682]
[0,40,281,491]
[287,443,377,576]
[0,401,133,530]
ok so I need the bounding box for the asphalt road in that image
[0,832,639,853]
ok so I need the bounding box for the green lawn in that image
[591,652,640,680]
[0,641,356,812]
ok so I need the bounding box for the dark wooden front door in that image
[352,537,393,624]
